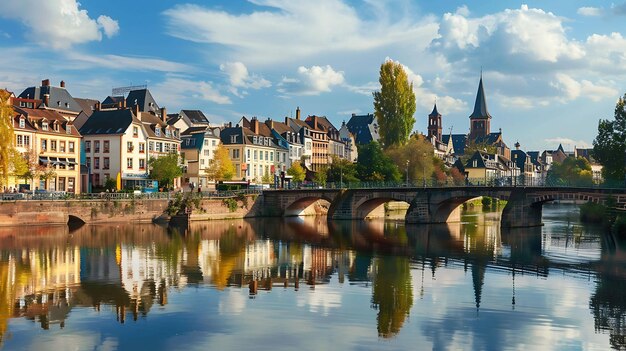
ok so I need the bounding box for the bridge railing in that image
[0,189,264,202]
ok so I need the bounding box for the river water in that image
[0,204,624,350]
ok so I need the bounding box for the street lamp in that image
[422,152,427,187]
[406,160,409,187]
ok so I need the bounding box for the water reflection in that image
[0,206,625,349]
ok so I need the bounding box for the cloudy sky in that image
[1,0,626,151]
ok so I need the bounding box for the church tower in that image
[469,75,491,141]
[427,103,442,141]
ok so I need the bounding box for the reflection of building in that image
[118,244,182,300]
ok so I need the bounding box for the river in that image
[0,204,623,350]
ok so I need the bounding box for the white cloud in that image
[544,137,592,149]
[151,75,232,109]
[97,15,120,38]
[0,0,117,49]
[577,7,603,16]
[163,0,438,65]
[219,62,271,97]
[551,73,617,102]
[66,53,191,73]
[278,65,345,95]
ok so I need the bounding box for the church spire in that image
[469,75,491,119]
[429,102,441,117]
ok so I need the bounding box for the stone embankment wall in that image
[0,195,266,226]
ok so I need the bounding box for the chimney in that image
[122,98,126,109]
[352,113,356,117]
[133,104,140,118]
[313,115,318,130]
[118,101,123,109]
[60,80,65,88]
[285,117,289,125]
[160,107,167,123]
[95,101,101,111]
[41,79,50,87]
[265,118,273,130]
[296,106,301,120]
[251,117,259,134]
[43,94,50,107]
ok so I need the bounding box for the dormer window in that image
[165,129,171,137]
[155,128,161,137]
[42,121,48,131]
[231,135,238,143]
[66,125,72,134]
[19,117,25,129]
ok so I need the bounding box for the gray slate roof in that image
[18,85,82,113]
[469,76,491,119]
[79,109,137,135]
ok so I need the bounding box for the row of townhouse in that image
[5,79,360,193]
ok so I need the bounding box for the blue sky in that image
[1,1,626,151]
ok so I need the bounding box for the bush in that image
[481,196,492,209]
[222,198,238,212]
[580,201,607,223]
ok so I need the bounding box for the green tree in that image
[373,60,416,148]
[546,156,593,186]
[371,256,413,338]
[593,94,626,182]
[356,141,401,182]
[386,134,435,184]
[286,162,306,183]
[206,143,235,181]
[9,149,27,184]
[326,156,359,184]
[0,90,14,188]
[149,152,183,190]
[313,166,327,185]
[261,173,273,184]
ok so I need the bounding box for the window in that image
[149,142,154,152]
[42,122,48,131]
[66,125,71,134]
[155,128,161,137]
[254,150,257,160]
[94,158,100,169]
[104,141,110,153]
[247,149,250,161]
[127,158,133,169]
[50,140,57,152]
[69,142,74,153]
[139,159,145,170]
[156,142,162,153]
[103,157,110,170]
[212,140,216,146]
[60,141,65,153]
[86,157,91,169]
[94,174,100,187]
[204,150,210,156]
[16,135,23,147]
[133,126,138,137]
[165,129,171,137]
[200,159,205,166]
[230,135,238,143]
[265,151,269,160]
[259,150,263,161]
[24,135,30,147]
[139,143,145,153]
[85,141,91,152]
[270,152,273,162]
[204,139,209,146]
[19,118,25,128]
[94,141,100,153]
[127,141,134,152]
[164,143,170,153]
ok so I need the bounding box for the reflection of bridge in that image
[262,187,626,228]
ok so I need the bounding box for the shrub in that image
[222,198,238,212]
[481,196,492,209]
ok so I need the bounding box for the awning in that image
[67,158,78,165]
[57,157,68,166]
[49,157,59,165]
[39,156,49,164]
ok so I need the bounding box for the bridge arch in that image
[67,214,86,225]
[284,196,334,217]
[353,197,411,219]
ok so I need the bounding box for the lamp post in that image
[422,152,426,187]
[406,160,409,187]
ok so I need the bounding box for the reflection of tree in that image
[371,256,413,338]
[590,275,626,349]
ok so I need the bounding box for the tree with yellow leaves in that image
[206,143,235,181]
[0,90,14,188]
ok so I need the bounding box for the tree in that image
[326,156,359,184]
[356,141,401,182]
[261,173,273,184]
[149,152,183,190]
[0,90,14,188]
[373,60,416,148]
[286,162,306,183]
[593,94,626,182]
[9,149,27,184]
[546,156,593,186]
[206,143,235,181]
[386,134,436,184]
[313,166,327,185]
[18,149,43,186]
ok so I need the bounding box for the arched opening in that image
[67,214,86,229]
[284,197,332,217]
[433,195,511,223]
[355,198,411,220]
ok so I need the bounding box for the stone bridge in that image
[261,187,626,228]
